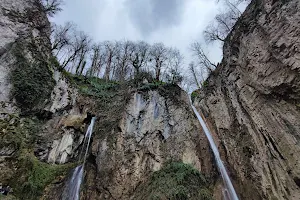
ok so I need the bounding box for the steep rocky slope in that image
[195,0,300,199]
[83,87,215,200]
[0,3,218,196]
[2,0,300,199]
[41,81,218,200]
[0,1,80,199]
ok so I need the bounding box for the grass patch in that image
[0,114,72,200]
[134,162,213,200]
[12,152,73,200]
[63,72,120,99]
[0,114,39,155]
[136,80,166,91]
[191,90,201,102]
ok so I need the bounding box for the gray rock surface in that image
[195,0,300,199]
[82,90,215,200]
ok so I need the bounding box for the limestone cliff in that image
[1,0,300,199]
[0,0,76,115]
[83,88,215,200]
[195,0,300,199]
[41,82,217,200]
[0,1,79,199]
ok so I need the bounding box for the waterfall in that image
[189,98,239,200]
[62,117,96,200]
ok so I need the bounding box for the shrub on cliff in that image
[133,162,213,200]
[10,42,55,111]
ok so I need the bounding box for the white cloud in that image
[52,0,224,69]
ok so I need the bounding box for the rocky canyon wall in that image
[82,89,216,200]
[195,0,300,199]
[2,0,300,199]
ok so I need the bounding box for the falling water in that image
[62,117,96,200]
[189,98,239,200]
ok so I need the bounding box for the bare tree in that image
[61,30,91,73]
[188,61,205,89]
[204,24,226,43]
[130,41,150,78]
[150,43,168,81]
[165,48,184,84]
[74,32,91,75]
[51,22,74,56]
[40,0,63,17]
[88,42,106,77]
[114,40,135,81]
[204,0,248,43]
[103,41,117,81]
[190,42,217,72]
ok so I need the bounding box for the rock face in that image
[195,0,300,199]
[0,0,49,112]
[0,2,82,199]
[82,89,215,200]
[0,0,77,115]
[2,0,300,199]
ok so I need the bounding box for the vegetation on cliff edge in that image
[0,114,72,200]
[11,41,55,112]
[133,162,213,200]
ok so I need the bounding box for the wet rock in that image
[82,90,215,200]
[195,0,300,199]
[0,0,52,114]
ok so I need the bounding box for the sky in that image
[52,0,224,68]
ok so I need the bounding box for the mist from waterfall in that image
[189,97,239,200]
[62,117,96,200]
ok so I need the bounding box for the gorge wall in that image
[1,0,300,199]
[0,1,218,198]
[195,0,300,199]
[82,88,216,200]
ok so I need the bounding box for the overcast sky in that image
[52,0,224,68]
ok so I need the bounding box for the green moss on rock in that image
[11,41,55,111]
[0,114,39,154]
[0,115,72,200]
[133,162,213,200]
[191,90,200,102]
[12,153,72,200]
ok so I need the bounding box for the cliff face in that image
[0,3,217,196]
[83,89,215,200]
[40,84,218,200]
[0,0,76,115]
[195,0,300,199]
[0,1,79,199]
[2,0,300,199]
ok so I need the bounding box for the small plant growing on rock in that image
[133,162,213,200]
[10,41,55,112]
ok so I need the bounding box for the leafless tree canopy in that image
[40,0,63,17]
[165,48,184,84]
[190,42,217,73]
[51,23,184,83]
[188,62,202,89]
[186,0,251,90]
[204,0,249,43]
[150,43,169,81]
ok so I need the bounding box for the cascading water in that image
[189,97,239,200]
[62,117,96,200]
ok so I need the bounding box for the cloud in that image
[124,0,187,36]
[52,0,224,69]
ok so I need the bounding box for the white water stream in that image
[62,117,96,200]
[189,98,239,200]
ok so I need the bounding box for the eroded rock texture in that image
[195,0,300,199]
[83,90,215,200]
